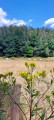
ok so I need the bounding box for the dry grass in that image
[0,57,54,84]
[0,57,54,120]
[0,57,54,98]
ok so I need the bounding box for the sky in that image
[0,0,54,28]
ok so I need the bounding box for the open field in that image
[0,57,54,120]
[0,57,54,85]
[0,57,54,94]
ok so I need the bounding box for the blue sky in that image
[0,0,54,28]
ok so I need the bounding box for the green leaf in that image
[32,91,40,98]
[15,103,28,106]
[2,113,5,120]
[33,108,43,111]
[2,82,9,93]
[51,91,54,96]
[32,93,38,97]
[18,103,28,106]
[41,109,45,120]
[0,110,6,120]
[41,80,49,85]
[33,103,38,108]
[24,87,30,94]
[7,90,12,97]
[49,115,54,118]
[31,111,36,117]
[0,110,6,113]
[33,95,38,101]
[51,79,53,85]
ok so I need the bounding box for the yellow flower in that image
[25,62,30,67]
[35,74,39,78]
[5,72,13,76]
[29,62,37,68]
[41,70,47,78]
[37,70,47,78]
[19,71,29,78]
[37,71,40,75]
[27,76,31,80]
[5,72,9,76]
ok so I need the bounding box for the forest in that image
[0,25,54,57]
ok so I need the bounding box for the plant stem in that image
[7,90,27,120]
[30,81,32,120]
[46,111,54,120]
[32,84,51,111]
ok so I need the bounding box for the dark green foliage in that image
[26,46,33,57]
[0,26,54,57]
[0,110,6,120]
[41,109,45,120]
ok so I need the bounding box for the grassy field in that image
[0,57,54,82]
[0,57,54,94]
[0,57,54,120]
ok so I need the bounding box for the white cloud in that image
[44,18,54,28]
[0,8,7,17]
[29,19,33,22]
[16,20,26,26]
[0,8,32,27]
[50,24,54,28]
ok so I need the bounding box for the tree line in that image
[0,25,54,57]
